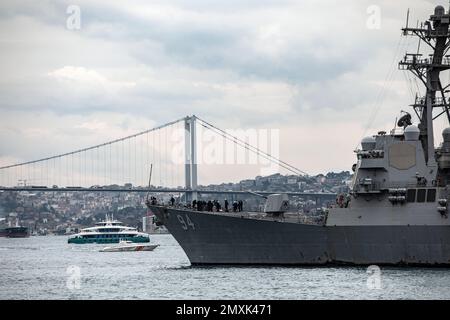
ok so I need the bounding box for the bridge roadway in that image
[0,187,336,199]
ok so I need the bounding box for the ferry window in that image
[427,189,436,202]
[417,189,426,203]
[407,189,416,202]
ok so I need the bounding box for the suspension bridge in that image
[0,115,335,201]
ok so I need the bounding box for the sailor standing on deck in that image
[207,200,213,212]
[214,200,221,212]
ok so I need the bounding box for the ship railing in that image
[353,183,423,194]
[413,96,449,106]
[399,56,450,69]
[357,150,385,159]
[386,181,432,188]
[353,180,382,194]
[353,181,436,192]
[402,28,450,38]
[428,30,450,37]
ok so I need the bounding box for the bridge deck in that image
[0,187,336,197]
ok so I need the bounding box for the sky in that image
[0,0,449,186]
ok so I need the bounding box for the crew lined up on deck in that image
[190,199,244,212]
[149,196,245,212]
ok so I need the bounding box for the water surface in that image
[1,235,449,299]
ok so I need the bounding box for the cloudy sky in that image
[0,0,448,186]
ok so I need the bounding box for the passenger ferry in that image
[68,215,150,244]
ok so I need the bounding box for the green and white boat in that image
[68,215,150,244]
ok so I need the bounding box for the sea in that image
[1,235,450,300]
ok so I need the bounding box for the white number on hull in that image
[177,214,195,231]
[185,215,195,230]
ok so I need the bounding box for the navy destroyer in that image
[148,5,450,265]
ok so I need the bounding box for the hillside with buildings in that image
[0,171,352,235]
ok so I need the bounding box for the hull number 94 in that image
[177,214,195,230]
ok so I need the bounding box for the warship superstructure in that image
[148,5,450,265]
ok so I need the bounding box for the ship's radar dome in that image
[435,5,445,16]
[404,125,420,141]
[361,136,376,150]
[442,127,450,142]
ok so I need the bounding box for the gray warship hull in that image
[149,205,450,266]
[145,5,450,267]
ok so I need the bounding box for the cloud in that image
[47,66,136,93]
[0,0,446,185]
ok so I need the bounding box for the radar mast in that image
[399,5,450,166]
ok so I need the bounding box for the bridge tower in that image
[184,116,198,202]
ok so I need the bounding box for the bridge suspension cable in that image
[195,116,308,176]
[0,117,188,188]
[0,116,187,171]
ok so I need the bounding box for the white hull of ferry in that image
[100,243,159,252]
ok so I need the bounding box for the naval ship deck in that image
[157,205,326,226]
